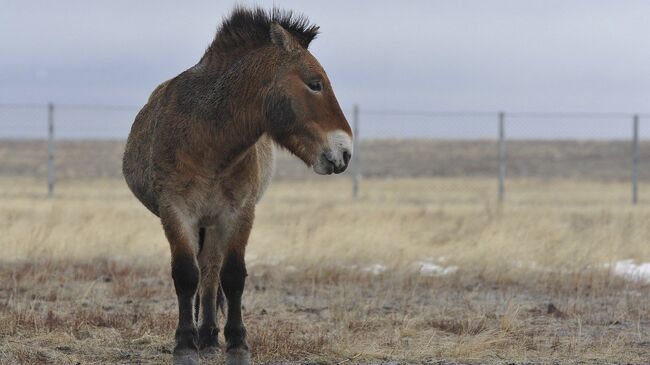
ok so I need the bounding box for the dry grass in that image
[5,138,650,182]
[1,177,650,364]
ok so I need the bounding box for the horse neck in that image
[191,58,270,170]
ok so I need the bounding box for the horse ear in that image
[270,23,298,52]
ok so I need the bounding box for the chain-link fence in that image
[1,103,648,205]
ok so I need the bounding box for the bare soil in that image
[1,260,648,365]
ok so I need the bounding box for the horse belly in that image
[123,108,160,216]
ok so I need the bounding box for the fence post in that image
[352,104,360,199]
[632,114,639,205]
[47,102,55,198]
[498,111,506,203]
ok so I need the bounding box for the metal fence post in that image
[498,111,506,203]
[47,102,55,198]
[352,104,360,199]
[632,114,639,205]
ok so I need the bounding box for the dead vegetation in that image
[1,178,650,364]
[1,260,648,364]
[3,138,650,182]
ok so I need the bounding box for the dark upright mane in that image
[201,7,320,64]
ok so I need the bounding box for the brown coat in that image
[122,7,352,365]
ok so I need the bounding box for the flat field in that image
[4,138,650,182]
[1,177,649,364]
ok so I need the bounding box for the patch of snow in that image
[417,260,458,276]
[612,260,650,282]
[362,264,386,275]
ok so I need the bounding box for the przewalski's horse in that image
[122,7,352,365]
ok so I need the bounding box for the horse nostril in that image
[342,150,351,165]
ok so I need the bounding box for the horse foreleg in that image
[160,205,200,365]
[221,217,252,365]
[197,226,226,355]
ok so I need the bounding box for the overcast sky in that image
[0,1,649,138]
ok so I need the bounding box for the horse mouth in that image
[313,149,350,175]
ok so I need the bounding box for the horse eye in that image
[307,80,323,92]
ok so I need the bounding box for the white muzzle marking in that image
[313,130,353,175]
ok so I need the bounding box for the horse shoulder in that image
[255,135,275,202]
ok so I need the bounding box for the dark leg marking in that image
[198,285,219,350]
[221,251,248,352]
[196,227,225,353]
[171,254,200,355]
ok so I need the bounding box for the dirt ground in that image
[1,178,650,364]
[1,260,649,365]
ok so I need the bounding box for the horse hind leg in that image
[197,226,227,355]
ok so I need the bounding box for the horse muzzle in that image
[313,130,353,175]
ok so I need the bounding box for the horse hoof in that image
[225,348,250,365]
[173,350,200,365]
